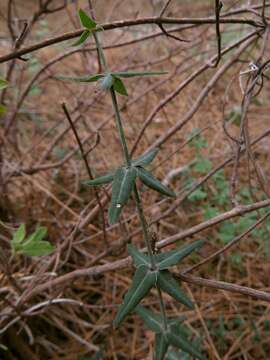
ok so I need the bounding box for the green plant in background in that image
[0,78,8,115]
[11,224,54,257]
[60,9,206,360]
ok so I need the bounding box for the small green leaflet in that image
[137,167,176,197]
[11,225,54,257]
[157,270,193,309]
[109,167,137,224]
[73,30,91,46]
[155,333,169,360]
[113,265,157,327]
[156,240,204,270]
[132,148,159,167]
[78,9,96,30]
[0,79,8,90]
[82,172,115,186]
[113,77,128,96]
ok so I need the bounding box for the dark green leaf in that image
[0,79,8,90]
[156,240,204,270]
[155,333,169,360]
[22,241,54,257]
[78,9,96,29]
[113,76,128,96]
[132,148,159,167]
[157,271,193,309]
[73,30,91,46]
[57,74,104,83]
[137,167,176,197]
[135,305,163,333]
[112,71,168,78]
[113,266,157,327]
[82,172,115,186]
[127,244,150,268]
[109,167,137,225]
[100,73,115,91]
[167,331,205,360]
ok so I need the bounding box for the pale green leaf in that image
[132,148,159,167]
[12,224,26,245]
[157,271,193,309]
[82,172,115,186]
[137,167,176,197]
[113,76,128,96]
[73,30,90,46]
[108,167,137,225]
[156,240,204,270]
[135,305,163,333]
[22,241,54,257]
[155,333,169,360]
[24,226,47,246]
[127,244,150,268]
[78,9,96,29]
[112,71,168,78]
[113,265,157,327]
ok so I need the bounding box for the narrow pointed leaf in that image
[132,148,159,167]
[157,240,204,270]
[157,271,193,309]
[78,9,96,29]
[127,244,150,268]
[82,172,115,186]
[112,71,168,78]
[100,73,115,91]
[57,74,104,83]
[23,226,47,246]
[22,241,54,257]
[113,76,128,96]
[167,331,205,360]
[135,305,163,333]
[72,30,90,46]
[0,79,8,90]
[155,333,169,360]
[12,224,26,245]
[137,167,176,197]
[113,266,157,327]
[109,167,137,225]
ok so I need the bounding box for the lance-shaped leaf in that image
[57,74,104,83]
[78,9,96,29]
[113,76,128,96]
[24,226,47,245]
[113,266,157,327]
[135,305,163,333]
[167,331,205,360]
[22,241,54,257]
[137,167,176,197]
[155,333,169,360]
[156,240,204,270]
[112,71,168,78]
[128,244,150,268]
[132,148,159,167]
[157,271,193,309]
[82,171,115,186]
[73,29,91,46]
[109,167,137,224]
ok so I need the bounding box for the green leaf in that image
[24,226,47,245]
[113,76,128,96]
[108,167,137,225]
[135,305,163,333]
[157,271,193,309]
[127,244,150,268]
[57,74,104,83]
[167,331,205,360]
[156,240,204,270]
[82,172,115,186]
[12,224,26,245]
[0,104,6,115]
[0,79,8,90]
[22,241,54,257]
[155,333,169,360]
[114,266,157,327]
[137,167,176,197]
[78,9,96,30]
[112,71,168,78]
[132,148,159,167]
[73,30,91,46]
[100,73,115,91]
